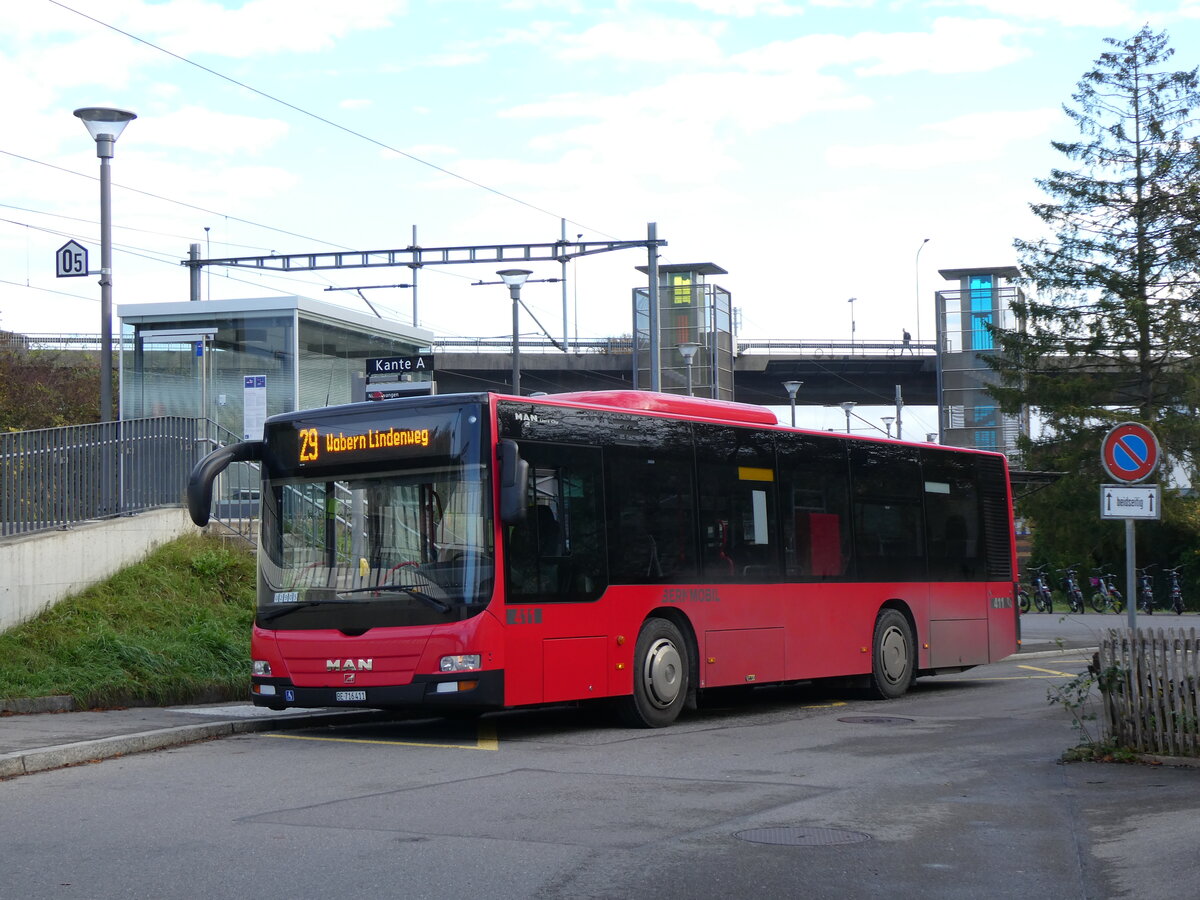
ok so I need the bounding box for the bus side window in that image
[505,444,605,602]
[921,449,985,581]
[777,433,852,582]
[850,444,925,582]
[695,424,779,582]
[606,446,698,585]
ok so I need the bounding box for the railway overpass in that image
[3,332,940,408]
[425,337,939,408]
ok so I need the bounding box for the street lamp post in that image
[915,237,930,346]
[497,269,532,396]
[840,401,856,434]
[881,415,895,438]
[782,380,802,427]
[848,297,856,353]
[677,342,701,396]
[74,106,136,422]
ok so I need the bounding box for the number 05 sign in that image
[55,240,90,278]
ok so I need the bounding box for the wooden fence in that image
[1097,628,1200,757]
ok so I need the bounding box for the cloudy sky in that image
[1,0,1197,430]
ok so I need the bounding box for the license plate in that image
[335,690,366,702]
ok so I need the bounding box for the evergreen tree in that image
[992,27,1200,571]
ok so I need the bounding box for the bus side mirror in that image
[497,439,529,525]
[187,440,264,526]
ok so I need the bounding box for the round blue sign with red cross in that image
[1101,422,1159,483]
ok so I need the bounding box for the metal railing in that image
[6,331,936,358]
[0,416,259,543]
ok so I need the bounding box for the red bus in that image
[187,389,1019,727]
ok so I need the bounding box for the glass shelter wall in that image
[121,312,296,436]
[120,296,434,441]
[297,318,424,410]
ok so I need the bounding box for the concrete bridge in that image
[427,337,939,407]
[3,332,939,408]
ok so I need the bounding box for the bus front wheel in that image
[868,609,915,700]
[618,617,690,728]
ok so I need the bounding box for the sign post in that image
[1100,423,1160,629]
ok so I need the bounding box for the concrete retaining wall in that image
[0,508,196,633]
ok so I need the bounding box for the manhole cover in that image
[735,826,872,847]
[837,716,913,725]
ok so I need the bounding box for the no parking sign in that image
[1101,422,1159,484]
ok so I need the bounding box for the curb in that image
[0,696,76,715]
[0,708,390,780]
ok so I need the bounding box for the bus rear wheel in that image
[868,609,915,700]
[617,617,690,728]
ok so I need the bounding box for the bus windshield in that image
[257,402,493,629]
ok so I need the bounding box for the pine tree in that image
[992,27,1200,569]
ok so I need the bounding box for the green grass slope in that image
[0,533,255,709]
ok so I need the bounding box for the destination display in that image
[277,407,466,472]
[300,425,431,462]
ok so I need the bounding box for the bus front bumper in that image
[250,670,504,711]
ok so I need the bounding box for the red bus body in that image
[233,390,1019,725]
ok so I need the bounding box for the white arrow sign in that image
[1100,484,1161,520]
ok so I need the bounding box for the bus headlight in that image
[440,654,481,672]
[252,660,272,677]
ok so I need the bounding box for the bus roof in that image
[523,390,780,427]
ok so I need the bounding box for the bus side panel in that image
[987,578,1019,662]
[772,584,929,683]
[927,582,989,668]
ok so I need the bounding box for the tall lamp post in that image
[75,106,136,422]
[497,269,532,395]
[847,297,857,353]
[677,342,701,396]
[840,401,856,434]
[915,237,930,346]
[783,380,802,427]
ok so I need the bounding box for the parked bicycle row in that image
[1017,563,1188,615]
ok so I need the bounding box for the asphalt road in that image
[1,635,1197,900]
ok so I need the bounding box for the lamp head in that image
[74,107,137,142]
[496,268,532,288]
[782,380,802,399]
[676,341,701,363]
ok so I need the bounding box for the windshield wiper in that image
[258,597,359,622]
[336,584,450,613]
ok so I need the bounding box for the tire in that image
[1111,590,1123,614]
[868,609,915,700]
[1173,594,1184,616]
[1018,590,1031,614]
[1037,592,1054,614]
[1090,593,1106,613]
[1070,591,1085,614]
[617,617,690,728]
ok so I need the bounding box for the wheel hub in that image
[643,637,682,708]
[879,626,909,685]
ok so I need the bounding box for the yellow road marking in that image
[967,675,1076,681]
[800,701,848,709]
[1017,664,1077,677]
[263,721,500,752]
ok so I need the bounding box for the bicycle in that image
[1164,565,1186,615]
[1058,565,1086,614]
[1089,568,1124,614]
[1136,565,1156,614]
[1025,565,1055,613]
